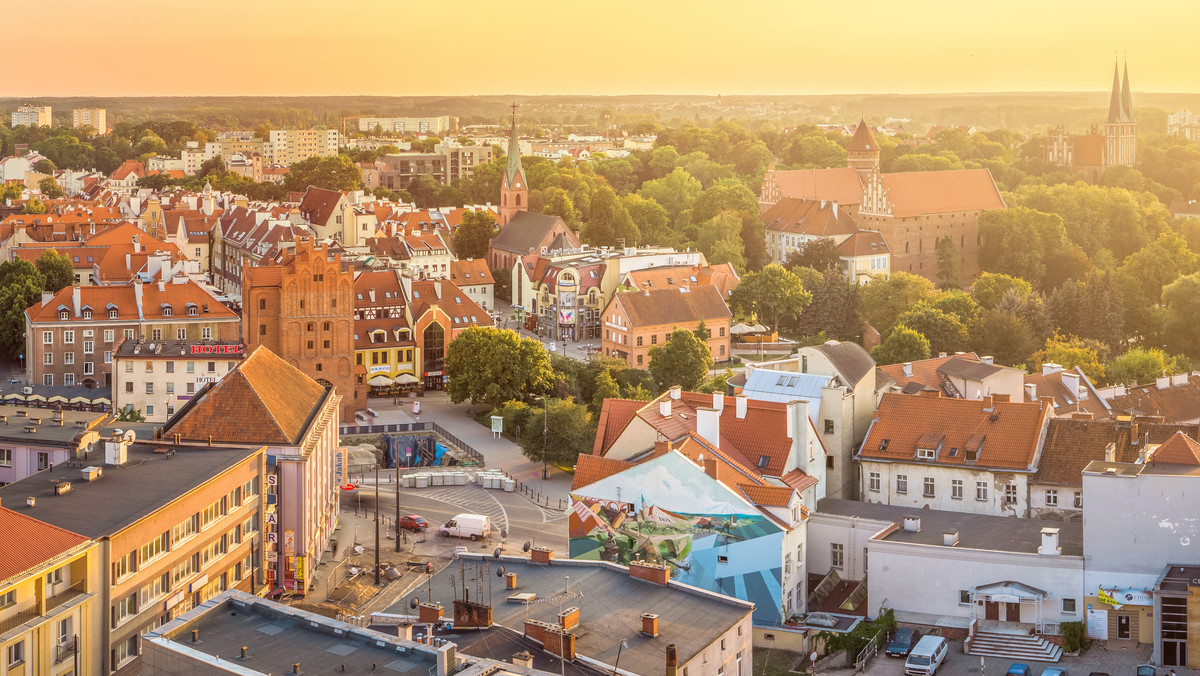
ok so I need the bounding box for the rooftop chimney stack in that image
[735,395,748,419]
[666,644,678,676]
[712,391,724,411]
[669,386,682,400]
[902,362,913,377]
[1038,527,1061,556]
[696,407,720,448]
[1043,362,1063,376]
[659,399,671,417]
[903,516,921,532]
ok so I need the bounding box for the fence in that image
[430,423,485,466]
[855,629,885,671]
[494,468,566,511]
[338,422,486,467]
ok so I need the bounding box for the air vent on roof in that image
[989,413,1000,422]
[879,439,890,451]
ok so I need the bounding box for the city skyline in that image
[16,0,1200,97]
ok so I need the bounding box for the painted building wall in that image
[568,451,789,625]
[860,461,1032,518]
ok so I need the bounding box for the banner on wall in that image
[284,529,296,556]
[1097,587,1152,608]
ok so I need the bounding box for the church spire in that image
[1121,59,1135,122]
[505,103,524,185]
[1107,58,1125,124]
[499,102,528,228]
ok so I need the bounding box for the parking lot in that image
[857,640,1169,676]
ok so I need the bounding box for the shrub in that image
[1061,620,1086,653]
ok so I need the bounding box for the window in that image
[139,572,170,608]
[64,352,74,365]
[42,330,52,344]
[152,329,161,340]
[45,567,62,586]
[63,330,74,344]
[0,449,9,467]
[830,543,844,569]
[172,553,200,585]
[259,298,266,310]
[42,374,52,386]
[951,479,963,500]
[114,550,136,581]
[7,641,24,667]
[83,362,93,375]
[166,383,174,395]
[57,616,71,647]
[824,419,834,434]
[43,353,52,365]
[113,634,138,666]
[1004,484,1018,505]
[895,474,907,494]
[1074,492,1082,509]
[186,382,195,394]
[201,496,227,529]
[923,477,935,497]
[177,328,186,340]
[0,591,14,608]
[784,553,792,574]
[104,351,112,364]
[636,354,643,365]
[166,362,175,374]
[976,481,988,501]
[162,306,172,317]
[636,336,643,347]
[37,453,48,470]
[140,532,168,565]
[109,308,119,319]
[171,514,199,544]
[959,590,972,605]
[145,382,154,394]
[1062,598,1077,614]
[200,536,227,568]
[1046,489,1058,507]
[259,324,266,336]
[717,555,729,564]
[202,327,211,340]
[650,334,657,345]
[125,382,133,393]
[146,405,154,416]
[104,329,114,343]
[83,340,93,354]
[917,447,936,460]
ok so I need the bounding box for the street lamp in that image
[532,394,549,497]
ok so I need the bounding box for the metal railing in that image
[338,422,486,467]
[855,629,885,671]
[55,639,75,664]
[493,469,566,511]
[429,423,485,466]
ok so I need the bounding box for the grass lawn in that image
[752,648,804,676]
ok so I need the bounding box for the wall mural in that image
[568,452,785,623]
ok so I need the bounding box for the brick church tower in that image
[1104,59,1137,169]
[846,118,881,180]
[499,107,528,227]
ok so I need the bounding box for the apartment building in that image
[11,105,51,127]
[72,108,106,134]
[0,508,102,675]
[0,436,266,674]
[112,340,245,422]
[0,406,110,486]
[24,281,240,388]
[268,129,338,165]
[356,116,457,134]
[599,286,732,368]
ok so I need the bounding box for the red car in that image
[399,514,429,532]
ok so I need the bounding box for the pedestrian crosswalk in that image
[409,485,509,533]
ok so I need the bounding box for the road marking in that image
[404,486,509,533]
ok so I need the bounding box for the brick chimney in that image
[530,546,553,564]
[417,602,443,624]
[666,644,678,676]
[544,628,576,661]
[641,613,660,637]
[558,606,580,631]
[505,572,518,589]
[703,456,719,479]
[512,652,534,669]
[630,560,670,585]
[524,619,549,644]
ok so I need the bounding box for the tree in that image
[591,368,621,415]
[582,184,639,247]
[623,194,672,246]
[934,236,960,289]
[871,325,931,365]
[923,290,980,327]
[971,272,1033,311]
[37,176,63,199]
[452,210,497,260]
[1118,232,1200,304]
[282,155,363,192]
[860,272,934,333]
[22,198,46,215]
[971,309,1036,367]
[541,186,579,228]
[33,158,56,174]
[892,306,968,355]
[1031,334,1106,383]
[740,214,769,271]
[407,175,442,208]
[517,397,595,468]
[1162,272,1200,358]
[116,407,147,423]
[35,249,73,293]
[690,178,759,224]
[638,168,702,223]
[795,267,861,340]
[0,259,45,359]
[695,212,746,271]
[444,327,554,408]
[729,263,812,330]
[1107,347,1184,387]
[648,328,715,392]
[785,238,840,272]
[977,207,1068,289]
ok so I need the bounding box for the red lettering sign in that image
[189,345,245,355]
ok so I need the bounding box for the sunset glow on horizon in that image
[16,0,1200,97]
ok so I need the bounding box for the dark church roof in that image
[490,211,568,255]
[847,119,878,152]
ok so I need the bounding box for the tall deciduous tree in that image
[971,308,1036,367]
[860,272,934,333]
[444,327,553,408]
[0,259,45,360]
[1031,334,1107,383]
[934,236,960,289]
[695,212,746,271]
[794,267,861,340]
[452,210,498,260]
[971,272,1033,311]
[892,306,968,356]
[35,249,73,293]
[518,397,595,468]
[977,207,1068,289]
[1162,272,1200,358]
[648,328,714,392]
[37,177,63,199]
[582,184,639,247]
[1107,347,1185,387]
[637,168,701,224]
[1118,232,1200,303]
[283,155,363,192]
[871,325,931,365]
[623,194,673,247]
[690,178,759,224]
[729,263,812,330]
[785,238,839,272]
[590,368,621,415]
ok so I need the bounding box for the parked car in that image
[903,636,947,675]
[398,514,429,532]
[1135,667,1157,676]
[885,627,923,657]
[1006,665,1032,676]
[1040,669,1068,676]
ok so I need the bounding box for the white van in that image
[438,513,491,541]
[903,635,947,676]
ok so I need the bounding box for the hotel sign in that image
[190,344,245,355]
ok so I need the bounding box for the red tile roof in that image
[162,346,329,446]
[835,230,891,257]
[769,168,863,206]
[571,454,635,491]
[737,483,795,507]
[299,186,344,225]
[780,469,819,493]
[1149,431,1200,467]
[1023,368,1110,418]
[846,120,879,153]
[0,507,89,585]
[1107,379,1200,423]
[593,398,645,455]
[860,392,1049,471]
[762,198,859,237]
[877,352,980,392]
[879,169,1006,218]
[449,258,495,286]
[609,285,731,328]
[26,280,236,324]
[1034,418,1197,485]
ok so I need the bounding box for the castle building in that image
[1044,60,1137,181]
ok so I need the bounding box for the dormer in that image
[57,305,70,321]
[81,306,93,320]
[964,434,985,463]
[185,303,198,316]
[915,433,945,461]
[106,303,119,319]
[160,303,172,317]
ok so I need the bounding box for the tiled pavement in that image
[844,639,1191,676]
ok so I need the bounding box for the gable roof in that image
[0,507,89,585]
[490,212,570,255]
[571,454,636,491]
[877,352,981,392]
[449,258,494,286]
[761,198,859,237]
[859,392,1049,471]
[879,169,1006,218]
[593,398,645,455]
[807,340,876,386]
[1106,378,1200,423]
[1023,367,1110,418]
[298,186,344,225]
[768,168,863,206]
[834,229,890,258]
[162,346,329,446]
[610,285,731,328]
[1149,431,1200,467]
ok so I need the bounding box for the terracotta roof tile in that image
[780,469,819,493]
[737,483,795,507]
[1107,379,1200,423]
[299,186,345,225]
[571,454,635,491]
[593,398,645,455]
[859,392,1049,471]
[768,168,863,205]
[877,352,980,392]
[834,229,890,257]
[879,169,1006,218]
[162,346,329,445]
[846,120,879,152]
[449,258,494,286]
[1023,368,1110,418]
[1035,418,1200,485]
[610,285,731,328]
[0,507,89,585]
[761,198,859,237]
[1149,431,1200,467]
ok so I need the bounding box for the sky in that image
[19,0,1200,97]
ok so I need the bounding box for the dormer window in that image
[58,309,69,320]
[107,305,118,319]
[186,303,198,316]
[81,307,92,320]
[161,304,172,317]
[917,448,936,460]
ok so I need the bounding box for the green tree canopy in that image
[860,271,934,333]
[794,267,861,340]
[1118,231,1200,303]
[648,327,715,392]
[0,259,46,360]
[582,184,639,247]
[1162,272,1200,358]
[517,397,595,468]
[695,211,746,271]
[283,154,363,192]
[637,167,702,224]
[452,210,498,261]
[971,272,1034,311]
[785,238,839,272]
[35,249,73,293]
[38,176,63,199]
[690,178,759,224]
[541,186,580,228]
[444,326,554,407]
[977,207,1068,289]
[1031,334,1106,383]
[622,194,672,246]
[1107,347,1186,387]
[892,305,968,356]
[934,235,960,289]
[871,325,931,365]
[923,289,980,327]
[729,263,812,330]
[971,308,1036,368]
[590,368,621,415]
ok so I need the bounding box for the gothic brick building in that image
[242,237,361,422]
[1044,60,1138,181]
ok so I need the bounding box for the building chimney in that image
[666,644,678,676]
[669,386,681,400]
[903,516,921,532]
[1157,375,1171,390]
[980,355,994,366]
[735,395,748,419]
[712,392,724,411]
[557,606,580,631]
[659,399,671,418]
[133,237,141,254]
[1038,527,1061,556]
[704,456,719,479]
[1024,383,1037,402]
[1042,362,1063,376]
[696,407,720,448]
[434,280,443,299]
[530,546,553,564]
[631,560,671,585]
[641,613,660,637]
[512,653,534,669]
[943,530,959,546]
[902,362,913,377]
[417,602,444,625]
[506,572,518,589]
[1172,373,1189,387]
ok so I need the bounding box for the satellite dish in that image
[409,597,419,609]
[496,565,505,578]
[522,541,531,552]
[493,547,502,559]
[123,429,136,444]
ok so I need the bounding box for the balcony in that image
[55,638,75,664]
[0,581,89,638]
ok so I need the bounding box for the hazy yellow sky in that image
[19,0,1200,96]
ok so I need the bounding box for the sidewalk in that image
[354,391,575,502]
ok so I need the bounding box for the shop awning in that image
[367,374,392,387]
[394,373,418,385]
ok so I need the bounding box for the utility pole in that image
[374,466,381,585]
[394,462,401,552]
